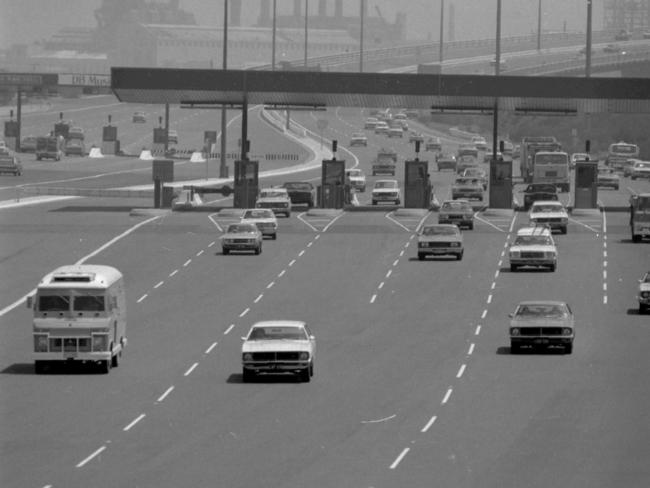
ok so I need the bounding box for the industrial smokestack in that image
[231,0,242,26]
[294,0,302,17]
[318,0,327,17]
[335,0,343,18]
[259,0,270,25]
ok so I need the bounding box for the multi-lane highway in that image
[2,76,650,487]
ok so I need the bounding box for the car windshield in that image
[643,273,650,283]
[260,190,286,198]
[375,181,397,189]
[243,209,273,219]
[514,236,553,246]
[516,304,568,318]
[284,183,311,190]
[227,224,257,233]
[527,185,555,193]
[421,226,457,236]
[248,326,308,341]
[456,178,479,185]
[442,201,472,211]
[532,204,563,212]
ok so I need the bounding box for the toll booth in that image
[574,161,598,209]
[153,128,167,154]
[152,159,174,209]
[404,159,430,208]
[320,159,346,209]
[102,125,119,155]
[204,130,217,154]
[54,121,70,139]
[233,159,259,208]
[4,120,18,151]
[488,158,513,208]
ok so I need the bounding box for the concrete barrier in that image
[139,149,154,160]
[88,146,104,158]
[190,151,206,163]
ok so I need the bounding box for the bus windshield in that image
[610,144,638,154]
[535,154,568,164]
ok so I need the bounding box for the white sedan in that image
[241,208,278,239]
[529,200,569,234]
[241,320,316,382]
[371,179,401,205]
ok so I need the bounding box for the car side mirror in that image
[309,335,315,340]
[508,313,514,318]
[241,336,247,341]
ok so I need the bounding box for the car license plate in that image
[534,338,549,345]
[65,352,78,359]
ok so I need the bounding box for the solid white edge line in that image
[137,294,147,303]
[474,213,506,232]
[184,363,198,377]
[123,413,146,431]
[457,364,466,378]
[156,386,174,402]
[240,308,250,317]
[205,342,218,354]
[386,212,411,232]
[421,415,437,433]
[76,445,107,468]
[442,388,453,404]
[224,324,235,335]
[509,213,517,233]
[389,448,410,470]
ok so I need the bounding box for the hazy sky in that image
[0,0,603,51]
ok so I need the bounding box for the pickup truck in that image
[371,148,397,176]
[0,154,23,175]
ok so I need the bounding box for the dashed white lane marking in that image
[442,388,453,405]
[183,259,192,267]
[307,241,313,247]
[421,415,437,433]
[603,260,608,267]
[405,240,412,246]
[497,260,503,267]
[386,270,392,278]
[239,308,250,317]
[208,241,215,247]
[224,324,235,335]
[491,282,496,290]
[475,325,481,335]
[205,342,218,354]
[456,364,466,378]
[603,250,607,258]
[76,445,107,468]
[267,281,275,289]
[278,270,286,277]
[603,283,607,291]
[154,281,164,289]
[393,259,399,266]
[156,386,174,403]
[298,250,305,257]
[399,250,405,257]
[123,413,146,431]
[481,309,487,319]
[184,363,198,377]
[289,259,296,266]
[603,270,607,280]
[137,294,147,303]
[196,250,204,256]
[315,234,320,240]
[494,270,500,279]
[487,294,492,304]
[390,448,410,470]
[604,295,608,304]
[378,281,385,289]
[370,294,377,303]
[254,294,263,303]
[503,242,509,248]
[169,269,178,277]
[468,343,475,355]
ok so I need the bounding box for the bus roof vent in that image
[51,272,95,283]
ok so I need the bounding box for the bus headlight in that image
[34,334,48,352]
[92,334,108,352]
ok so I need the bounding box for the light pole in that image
[359,0,364,72]
[219,0,228,177]
[439,0,444,62]
[492,0,502,164]
[537,0,542,51]
[586,0,592,78]
[304,0,309,68]
[272,0,277,71]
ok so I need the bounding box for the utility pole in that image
[220,0,228,177]
[359,0,365,72]
[304,0,309,68]
[537,0,542,51]
[439,0,444,62]
[272,0,277,71]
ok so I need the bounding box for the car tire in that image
[418,253,425,261]
[468,222,474,230]
[561,226,567,235]
[372,200,377,205]
[271,234,277,240]
[34,361,47,374]
[223,248,229,255]
[510,343,521,354]
[640,304,648,314]
[565,343,573,354]
[99,359,111,374]
[299,367,311,383]
[632,234,641,243]
[549,263,557,272]
[456,252,463,261]
[309,362,314,377]
[111,350,120,368]
[254,246,261,255]
[242,368,255,383]
[510,264,518,272]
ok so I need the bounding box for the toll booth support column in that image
[152,159,174,209]
[574,161,598,209]
[241,98,248,161]
[16,89,22,152]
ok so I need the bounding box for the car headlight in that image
[34,334,48,352]
[641,291,650,298]
[92,334,108,352]
[562,328,573,336]
[546,251,557,258]
[299,352,310,360]
[418,242,426,248]
[510,251,519,258]
[450,242,460,247]
[510,328,520,336]
[242,353,253,361]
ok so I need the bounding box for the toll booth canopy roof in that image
[111,68,650,114]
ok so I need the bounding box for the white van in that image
[28,265,127,374]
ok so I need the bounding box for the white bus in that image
[28,265,126,374]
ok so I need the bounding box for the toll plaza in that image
[320,158,346,209]
[574,160,599,209]
[404,158,430,208]
[489,158,513,209]
[233,159,259,208]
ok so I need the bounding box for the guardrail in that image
[252,30,619,71]
[507,48,650,75]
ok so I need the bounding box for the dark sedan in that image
[520,183,558,210]
[282,181,315,208]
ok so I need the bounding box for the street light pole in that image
[304,0,309,68]
[586,0,592,77]
[537,0,542,51]
[359,0,364,72]
[439,0,444,62]
[272,0,277,70]
[492,0,502,164]
[219,0,228,177]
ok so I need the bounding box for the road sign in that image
[58,73,111,87]
[0,73,57,88]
